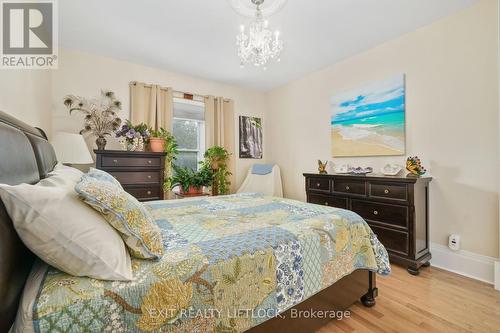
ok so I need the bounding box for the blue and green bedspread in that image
[32,193,390,333]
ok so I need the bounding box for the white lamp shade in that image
[51,132,94,164]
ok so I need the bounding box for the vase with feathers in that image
[64,90,122,150]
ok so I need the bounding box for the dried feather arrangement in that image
[63,90,122,150]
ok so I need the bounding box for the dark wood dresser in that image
[304,173,432,275]
[95,150,166,202]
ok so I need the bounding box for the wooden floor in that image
[318,265,500,333]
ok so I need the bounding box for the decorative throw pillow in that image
[86,167,123,189]
[0,173,133,281]
[75,176,163,259]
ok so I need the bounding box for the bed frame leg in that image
[360,271,378,307]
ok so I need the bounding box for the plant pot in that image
[149,137,165,152]
[180,185,203,195]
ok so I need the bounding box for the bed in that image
[0,110,390,333]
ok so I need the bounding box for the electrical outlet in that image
[448,234,460,251]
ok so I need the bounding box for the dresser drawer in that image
[108,171,160,185]
[101,156,161,168]
[369,224,409,256]
[124,186,162,201]
[333,179,366,195]
[369,182,408,201]
[307,177,331,192]
[351,200,408,229]
[308,193,348,209]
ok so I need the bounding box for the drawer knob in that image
[113,159,118,164]
[345,186,350,191]
[373,210,378,215]
[316,182,321,187]
[324,202,329,206]
[384,189,390,194]
[147,175,152,179]
[147,190,152,195]
[148,160,152,164]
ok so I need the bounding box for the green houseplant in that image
[170,165,212,195]
[148,128,178,192]
[149,127,170,152]
[202,146,231,195]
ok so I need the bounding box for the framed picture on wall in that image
[331,74,406,157]
[239,116,263,159]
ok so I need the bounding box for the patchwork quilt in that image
[30,193,390,333]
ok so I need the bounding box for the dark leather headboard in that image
[0,110,57,332]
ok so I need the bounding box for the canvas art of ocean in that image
[331,75,406,157]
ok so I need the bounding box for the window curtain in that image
[205,96,236,193]
[129,82,173,131]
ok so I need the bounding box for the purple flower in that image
[126,129,136,139]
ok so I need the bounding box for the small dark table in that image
[304,172,432,275]
[94,150,166,202]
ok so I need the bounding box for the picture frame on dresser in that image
[304,172,432,275]
[94,150,166,201]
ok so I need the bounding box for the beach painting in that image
[331,75,406,157]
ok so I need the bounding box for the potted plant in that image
[64,90,122,150]
[115,120,150,151]
[147,127,179,192]
[149,127,171,152]
[170,165,212,195]
[202,146,231,195]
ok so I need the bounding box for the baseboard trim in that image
[429,243,496,285]
[495,261,500,291]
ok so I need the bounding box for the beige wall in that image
[266,0,500,257]
[0,70,52,132]
[51,48,267,189]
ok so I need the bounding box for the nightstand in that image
[94,150,166,202]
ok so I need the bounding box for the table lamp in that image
[51,132,94,165]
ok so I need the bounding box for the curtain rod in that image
[129,81,230,102]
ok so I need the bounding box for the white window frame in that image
[172,98,206,170]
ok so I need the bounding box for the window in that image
[172,98,205,171]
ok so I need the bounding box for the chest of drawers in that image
[304,173,432,275]
[95,150,166,202]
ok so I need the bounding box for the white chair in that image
[237,164,283,197]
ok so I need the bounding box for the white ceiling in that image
[60,0,479,91]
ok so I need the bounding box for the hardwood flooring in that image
[319,265,500,333]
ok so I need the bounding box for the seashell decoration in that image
[381,164,403,176]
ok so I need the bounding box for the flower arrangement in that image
[115,120,150,151]
[64,90,122,150]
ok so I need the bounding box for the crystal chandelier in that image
[236,0,283,69]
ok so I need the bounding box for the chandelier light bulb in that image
[240,25,245,32]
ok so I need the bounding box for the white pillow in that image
[48,163,85,184]
[0,170,133,281]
